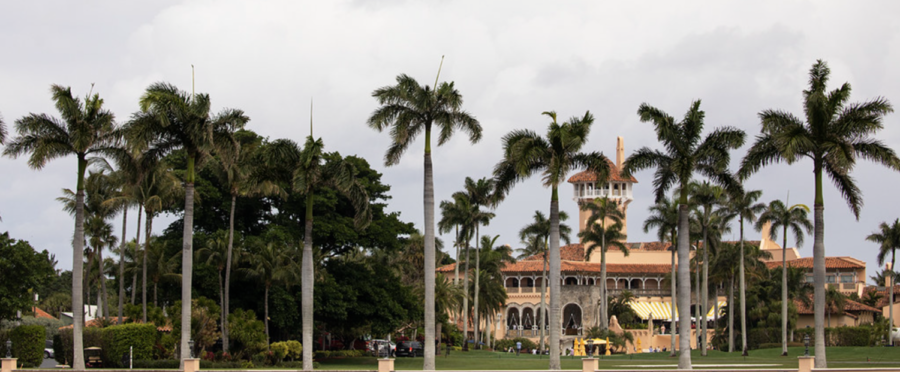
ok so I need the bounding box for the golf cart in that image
[85,347,103,368]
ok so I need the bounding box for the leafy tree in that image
[739,60,898,367]
[128,82,248,359]
[368,71,482,370]
[579,196,625,331]
[494,110,609,369]
[0,232,56,321]
[756,199,812,355]
[866,219,900,346]
[228,308,266,359]
[171,297,221,358]
[241,233,299,345]
[3,85,120,370]
[622,100,744,368]
[725,188,766,356]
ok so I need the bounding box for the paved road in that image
[40,358,58,368]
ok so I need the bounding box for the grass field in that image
[316,346,900,370]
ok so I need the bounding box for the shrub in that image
[494,337,536,352]
[227,309,265,359]
[10,324,45,367]
[102,323,158,367]
[52,334,65,364]
[17,316,64,339]
[269,342,288,363]
[270,340,301,361]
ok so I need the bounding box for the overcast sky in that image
[2,1,899,284]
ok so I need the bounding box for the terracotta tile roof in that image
[438,259,672,275]
[521,244,586,261]
[32,307,55,319]
[766,257,865,270]
[865,285,900,308]
[793,297,881,315]
[567,160,638,184]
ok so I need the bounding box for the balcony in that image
[573,188,633,201]
[607,288,672,298]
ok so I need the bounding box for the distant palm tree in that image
[517,209,572,352]
[471,235,512,349]
[622,100,744,368]
[0,114,6,145]
[146,236,181,307]
[739,60,898,368]
[687,181,725,355]
[4,85,120,370]
[866,219,900,346]
[197,230,234,341]
[642,196,679,355]
[726,188,765,356]
[461,177,497,348]
[824,286,847,328]
[494,110,610,369]
[578,196,626,330]
[368,72,482,370]
[242,236,298,345]
[756,199,812,355]
[438,194,469,286]
[434,273,463,352]
[129,82,248,359]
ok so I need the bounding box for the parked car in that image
[395,341,424,357]
[44,340,53,359]
[367,339,396,357]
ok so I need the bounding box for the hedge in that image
[314,349,366,359]
[10,324,45,367]
[494,337,537,352]
[58,327,104,366]
[102,323,158,368]
[795,326,875,347]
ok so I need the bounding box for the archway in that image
[562,303,583,335]
[522,308,535,335]
[506,278,519,287]
[565,277,578,286]
[506,308,520,337]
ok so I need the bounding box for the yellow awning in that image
[627,301,726,321]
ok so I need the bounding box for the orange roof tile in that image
[766,257,865,270]
[567,160,638,184]
[32,307,55,319]
[438,259,672,275]
[793,297,881,315]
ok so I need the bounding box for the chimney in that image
[616,136,624,170]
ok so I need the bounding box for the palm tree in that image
[516,209,572,353]
[622,101,744,369]
[755,199,812,355]
[434,273,464,352]
[824,286,847,328]
[210,130,280,352]
[128,82,248,358]
[475,235,514,349]
[643,196,680,356]
[493,110,610,369]
[4,85,119,370]
[197,230,233,341]
[264,133,370,368]
[725,188,765,356]
[578,196,626,330]
[242,236,298,345]
[689,181,727,355]
[461,177,497,348]
[866,219,900,346]
[368,72,482,370]
[439,194,468,286]
[145,236,181,307]
[0,114,6,145]
[739,60,898,367]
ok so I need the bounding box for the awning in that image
[627,301,726,321]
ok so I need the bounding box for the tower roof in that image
[567,159,638,184]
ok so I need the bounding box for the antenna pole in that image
[310,98,314,137]
[433,55,445,94]
[191,65,195,102]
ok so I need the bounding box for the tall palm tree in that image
[739,60,898,367]
[4,85,119,370]
[578,196,626,330]
[367,72,481,370]
[264,133,370,368]
[643,196,680,356]
[476,235,514,349]
[725,188,765,356]
[0,114,6,145]
[516,210,571,352]
[866,219,900,346]
[439,194,469,286]
[128,82,248,358]
[460,177,497,348]
[689,181,726,355]
[755,199,812,355]
[145,236,181,307]
[494,111,609,369]
[622,100,744,368]
[210,129,279,352]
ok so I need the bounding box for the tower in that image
[567,137,637,239]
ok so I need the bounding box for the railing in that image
[842,282,857,290]
[607,288,671,297]
[521,286,535,293]
[574,189,632,200]
[505,286,520,293]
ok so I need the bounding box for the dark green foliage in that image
[58,327,104,366]
[227,309,265,359]
[494,337,537,352]
[0,233,56,321]
[10,324,46,367]
[123,303,165,326]
[52,334,65,364]
[102,323,158,367]
[794,326,880,347]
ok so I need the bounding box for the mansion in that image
[437,137,882,351]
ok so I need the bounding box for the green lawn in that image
[316,347,900,370]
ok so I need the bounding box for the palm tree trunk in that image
[143,211,153,323]
[600,223,608,331]
[224,194,236,353]
[890,252,895,346]
[539,250,547,352]
[218,268,224,347]
[180,172,196,363]
[118,207,127,324]
[670,247,676,357]
[132,205,143,305]
[676,203,691,369]
[85,249,95,320]
[812,166,826,368]
[99,246,110,319]
[729,275,734,352]
[72,157,88,370]
[701,230,709,356]
[436,321,443,354]
[423,132,436,370]
[474,224,480,349]
[454,226,459,286]
[695,249,700,351]
[264,284,270,346]
[740,220,748,356]
[462,237,470,350]
[154,283,158,307]
[548,186,562,370]
[782,232,788,356]
[302,193,314,371]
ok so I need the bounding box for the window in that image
[826,276,836,283]
[841,275,853,283]
[805,275,814,283]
